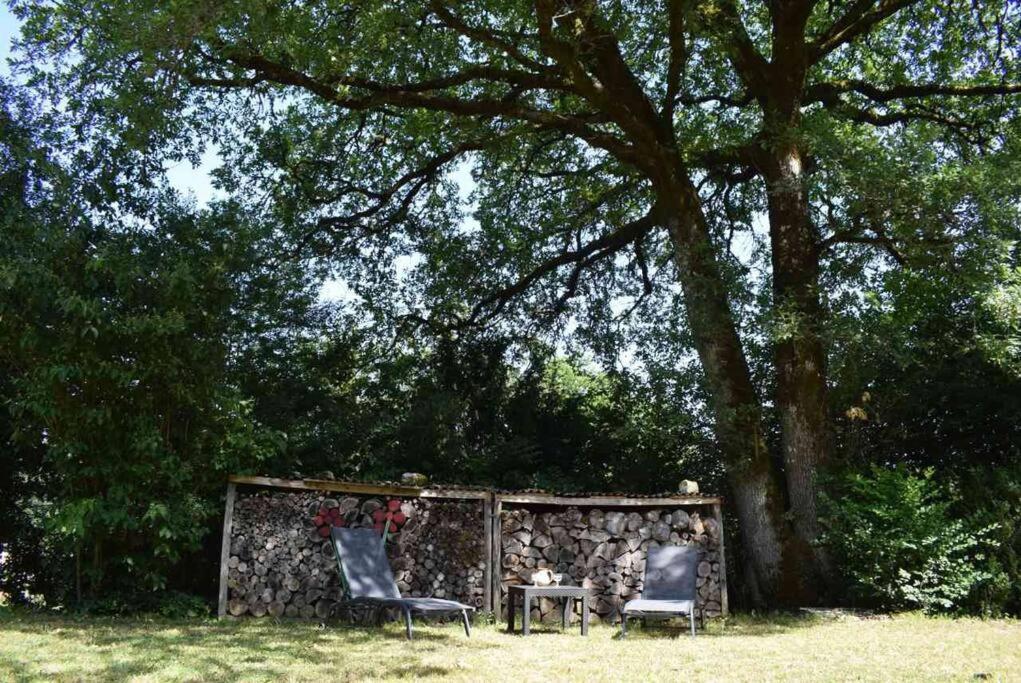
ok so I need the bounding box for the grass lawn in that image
[1,610,1019,682]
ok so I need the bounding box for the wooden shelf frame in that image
[218,475,728,619]
[493,492,722,507]
[227,474,490,500]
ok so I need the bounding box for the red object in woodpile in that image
[309,497,409,539]
[374,498,408,535]
[313,504,347,536]
[357,499,410,536]
[232,492,489,618]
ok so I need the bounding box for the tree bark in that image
[749,1,834,599]
[655,172,790,604]
[760,137,834,599]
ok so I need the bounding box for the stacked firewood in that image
[399,500,487,606]
[500,507,724,623]
[226,491,485,617]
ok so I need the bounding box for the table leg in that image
[562,597,573,629]
[581,594,589,636]
[507,590,515,633]
[522,593,531,636]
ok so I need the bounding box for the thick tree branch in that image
[825,102,986,141]
[676,91,754,108]
[535,0,667,150]
[820,215,908,266]
[821,231,907,265]
[807,79,1021,104]
[319,65,575,94]
[634,236,654,295]
[662,0,689,121]
[697,0,769,95]
[429,1,551,73]
[288,135,507,260]
[467,209,660,324]
[808,0,921,62]
[689,141,760,173]
[193,49,647,168]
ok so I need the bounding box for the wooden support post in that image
[217,481,237,619]
[483,495,493,613]
[491,497,503,618]
[711,502,729,617]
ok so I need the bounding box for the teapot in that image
[529,568,556,586]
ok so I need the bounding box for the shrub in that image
[76,591,210,618]
[819,465,997,613]
[960,463,1021,616]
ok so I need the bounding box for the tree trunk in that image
[657,175,790,604]
[751,1,833,598]
[761,140,833,599]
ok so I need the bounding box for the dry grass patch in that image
[1,610,1019,681]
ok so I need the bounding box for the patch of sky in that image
[451,158,481,235]
[320,161,476,303]
[164,145,225,208]
[1,4,19,77]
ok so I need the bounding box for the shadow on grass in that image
[610,612,829,640]
[0,614,487,681]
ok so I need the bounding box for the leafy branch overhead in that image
[11,0,1021,606]
[8,2,1004,325]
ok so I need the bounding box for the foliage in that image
[958,463,1021,616]
[819,466,997,613]
[826,119,1021,473]
[10,0,1019,605]
[0,81,310,603]
[73,591,210,618]
[3,0,1021,611]
[242,331,720,494]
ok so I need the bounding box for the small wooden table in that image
[506,585,591,636]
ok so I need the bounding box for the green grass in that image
[1,610,1019,682]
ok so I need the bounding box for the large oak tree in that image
[14,0,1019,603]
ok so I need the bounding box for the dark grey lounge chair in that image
[330,526,474,640]
[621,544,701,638]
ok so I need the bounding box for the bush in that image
[76,592,210,618]
[960,463,1021,616]
[819,465,997,613]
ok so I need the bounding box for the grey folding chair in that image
[330,526,474,640]
[621,544,701,638]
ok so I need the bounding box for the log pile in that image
[500,507,723,623]
[226,491,485,618]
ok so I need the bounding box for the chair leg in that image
[581,594,589,636]
[522,595,531,636]
[690,611,696,638]
[506,589,515,633]
[461,610,472,638]
[403,607,413,640]
[621,613,627,638]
